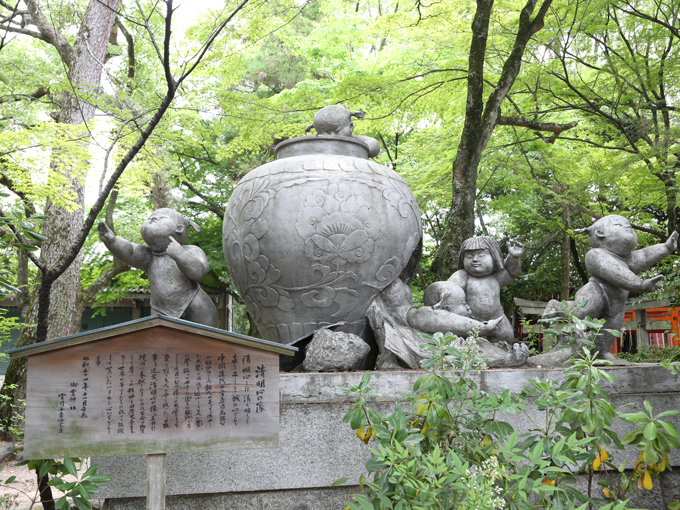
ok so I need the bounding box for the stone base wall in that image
[97,365,680,510]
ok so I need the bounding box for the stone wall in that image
[97,365,680,510]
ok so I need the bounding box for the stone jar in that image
[223,134,422,344]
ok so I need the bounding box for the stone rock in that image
[303,329,370,372]
[527,347,632,368]
[526,346,574,368]
[0,443,13,462]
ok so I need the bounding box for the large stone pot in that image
[223,134,422,344]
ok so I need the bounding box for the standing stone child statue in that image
[534,215,678,365]
[98,208,219,328]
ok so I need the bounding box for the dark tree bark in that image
[561,206,570,300]
[430,0,553,280]
[570,237,588,285]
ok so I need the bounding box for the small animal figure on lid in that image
[305,104,381,157]
[98,208,219,328]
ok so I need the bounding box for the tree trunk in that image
[40,0,121,339]
[430,0,552,280]
[0,294,37,440]
[561,207,570,300]
[0,0,120,437]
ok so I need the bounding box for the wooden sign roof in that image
[10,315,296,459]
[9,315,297,359]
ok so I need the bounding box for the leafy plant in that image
[617,346,680,364]
[0,456,111,510]
[0,385,24,438]
[339,305,680,509]
[0,494,19,510]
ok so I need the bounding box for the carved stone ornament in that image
[223,108,422,344]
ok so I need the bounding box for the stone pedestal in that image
[97,365,680,510]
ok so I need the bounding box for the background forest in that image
[0,0,678,349]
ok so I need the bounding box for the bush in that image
[339,314,680,510]
[617,345,680,364]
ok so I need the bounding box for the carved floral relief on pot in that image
[296,183,381,268]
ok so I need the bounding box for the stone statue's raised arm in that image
[587,248,662,293]
[98,221,151,271]
[627,231,678,274]
[495,239,524,287]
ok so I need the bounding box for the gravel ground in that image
[0,443,103,510]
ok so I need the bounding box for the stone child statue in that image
[98,208,219,328]
[367,236,529,369]
[421,236,524,344]
[539,215,678,361]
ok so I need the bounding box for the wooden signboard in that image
[9,315,297,460]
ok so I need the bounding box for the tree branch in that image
[497,116,578,143]
[179,178,225,218]
[0,23,48,43]
[25,0,75,68]
[0,206,43,271]
[82,259,130,304]
[115,18,135,82]
[0,86,49,104]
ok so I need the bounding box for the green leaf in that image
[349,409,365,430]
[360,372,370,387]
[4,475,15,484]
[643,441,657,464]
[644,422,658,440]
[82,465,98,478]
[84,475,111,483]
[331,477,348,487]
[64,457,78,477]
[660,420,680,438]
[39,461,50,478]
[26,231,48,242]
[16,243,38,251]
[72,495,92,510]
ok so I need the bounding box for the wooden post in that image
[637,309,648,351]
[147,453,166,510]
[217,294,226,329]
[227,293,234,332]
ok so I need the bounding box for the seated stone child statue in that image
[98,208,219,328]
[367,235,529,369]
[425,236,524,344]
[407,282,503,337]
[536,215,678,364]
[367,278,528,369]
